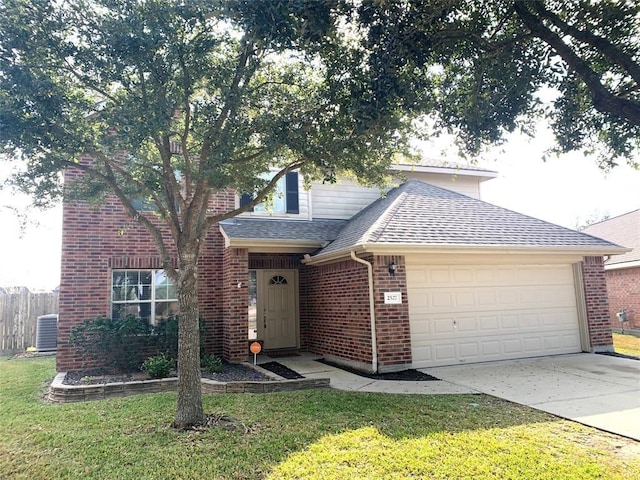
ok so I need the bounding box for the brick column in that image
[222,247,249,362]
[582,256,614,352]
[372,255,412,372]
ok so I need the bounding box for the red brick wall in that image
[604,267,640,332]
[301,255,412,372]
[57,164,235,371]
[582,256,614,351]
[222,248,249,362]
[301,259,373,367]
[372,255,412,371]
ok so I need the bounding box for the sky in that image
[2,126,640,291]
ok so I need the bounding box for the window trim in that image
[239,171,299,215]
[111,269,178,326]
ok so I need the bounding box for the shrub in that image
[150,315,209,360]
[69,316,152,373]
[201,353,223,373]
[70,314,213,373]
[141,354,175,379]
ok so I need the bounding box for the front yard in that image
[613,332,640,357]
[1,357,638,479]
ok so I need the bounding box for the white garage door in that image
[407,264,582,368]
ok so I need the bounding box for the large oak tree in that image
[0,0,413,428]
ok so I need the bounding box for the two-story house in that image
[57,160,624,374]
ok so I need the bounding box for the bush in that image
[150,315,208,360]
[201,353,223,373]
[70,314,213,373]
[69,316,152,373]
[141,354,175,378]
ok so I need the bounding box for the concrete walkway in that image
[263,352,640,441]
[265,353,475,394]
[426,353,640,441]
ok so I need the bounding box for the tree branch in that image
[530,0,640,87]
[514,1,640,126]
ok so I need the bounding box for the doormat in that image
[317,359,440,381]
[259,362,305,380]
[264,350,301,358]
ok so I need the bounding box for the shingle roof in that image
[583,210,640,265]
[316,180,623,256]
[219,218,347,244]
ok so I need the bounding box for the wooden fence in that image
[0,289,59,354]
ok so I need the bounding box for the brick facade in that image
[603,268,640,332]
[58,162,617,372]
[582,256,614,351]
[300,255,413,372]
[222,248,249,362]
[372,255,412,371]
[301,259,374,369]
[57,165,235,372]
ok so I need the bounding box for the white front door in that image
[256,269,298,350]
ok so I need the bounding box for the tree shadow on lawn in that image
[3,358,638,480]
[206,390,639,479]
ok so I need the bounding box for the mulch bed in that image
[596,351,640,361]
[63,363,272,385]
[317,359,440,381]
[258,361,305,379]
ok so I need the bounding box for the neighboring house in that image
[584,211,640,333]
[57,160,625,373]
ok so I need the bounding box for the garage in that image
[407,263,583,368]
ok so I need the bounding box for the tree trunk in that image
[173,252,204,429]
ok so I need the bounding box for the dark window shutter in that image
[240,193,254,212]
[285,172,299,214]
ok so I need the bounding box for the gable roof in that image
[583,210,640,267]
[311,179,625,261]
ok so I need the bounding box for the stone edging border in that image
[47,362,330,403]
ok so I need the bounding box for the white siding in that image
[310,172,484,220]
[310,178,383,220]
[399,172,481,198]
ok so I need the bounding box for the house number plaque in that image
[384,292,402,304]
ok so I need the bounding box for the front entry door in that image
[256,269,298,350]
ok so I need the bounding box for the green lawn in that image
[613,332,640,357]
[1,357,638,480]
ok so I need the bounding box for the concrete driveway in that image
[425,353,640,441]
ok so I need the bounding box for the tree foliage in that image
[356,0,640,166]
[0,0,415,428]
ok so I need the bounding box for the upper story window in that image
[111,269,178,326]
[240,171,299,215]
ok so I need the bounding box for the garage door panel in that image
[419,287,576,314]
[457,316,478,332]
[408,264,582,368]
[434,344,456,362]
[479,315,500,330]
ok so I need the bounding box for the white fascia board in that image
[391,164,498,180]
[362,242,630,256]
[303,242,629,266]
[225,237,325,254]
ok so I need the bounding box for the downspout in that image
[350,251,378,373]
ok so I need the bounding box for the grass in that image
[1,357,639,479]
[613,332,640,357]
